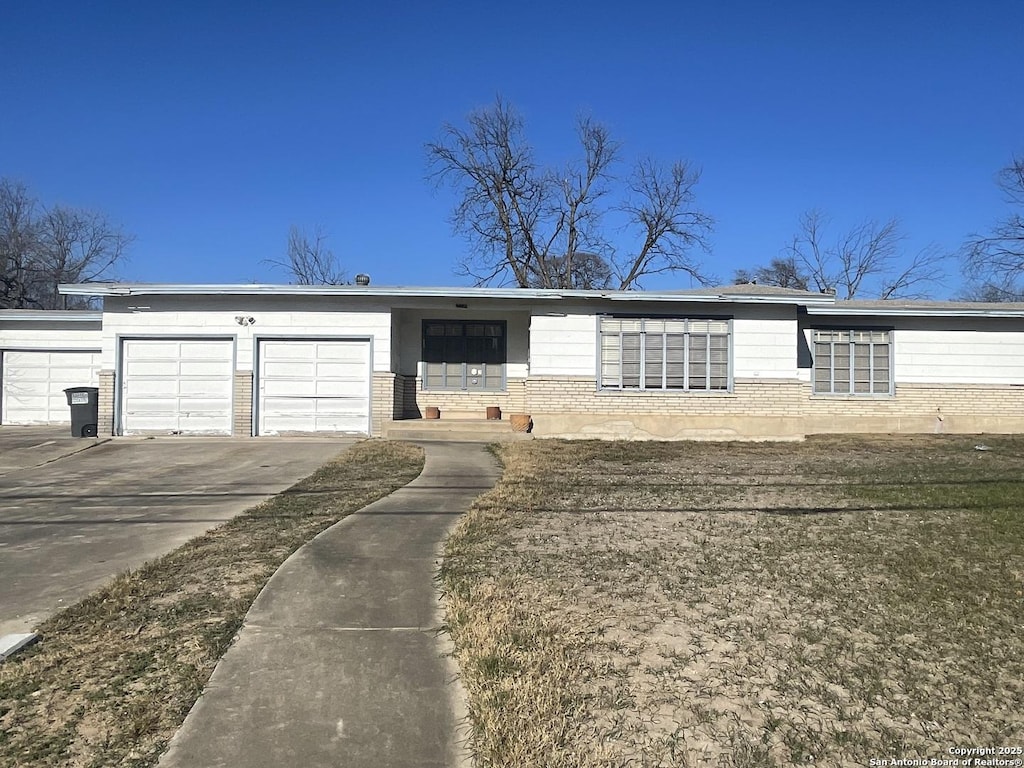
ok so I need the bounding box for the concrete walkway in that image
[159,442,500,768]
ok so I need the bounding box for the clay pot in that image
[486,406,501,420]
[425,406,440,420]
[509,413,532,432]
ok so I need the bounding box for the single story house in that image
[3,281,1024,440]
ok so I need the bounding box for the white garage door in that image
[1,349,101,425]
[121,339,234,435]
[258,339,371,435]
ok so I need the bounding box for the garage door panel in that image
[177,379,232,397]
[316,345,368,363]
[121,339,233,435]
[316,380,366,397]
[125,341,181,359]
[315,362,365,378]
[179,341,232,359]
[125,359,182,377]
[264,343,316,360]
[2,350,101,425]
[261,379,314,398]
[258,340,370,435]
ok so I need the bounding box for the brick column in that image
[233,371,253,436]
[97,370,116,436]
[371,372,396,436]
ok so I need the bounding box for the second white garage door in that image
[258,339,371,435]
[1,349,101,425]
[121,338,234,435]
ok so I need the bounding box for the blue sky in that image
[2,1,1022,295]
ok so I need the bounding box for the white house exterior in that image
[19,282,1024,440]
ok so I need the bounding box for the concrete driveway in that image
[0,427,355,636]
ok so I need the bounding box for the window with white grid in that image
[599,317,731,391]
[812,329,892,395]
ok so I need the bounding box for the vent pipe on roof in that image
[355,274,370,286]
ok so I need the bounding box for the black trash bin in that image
[64,386,99,437]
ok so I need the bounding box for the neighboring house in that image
[0,310,102,426]
[3,281,1018,439]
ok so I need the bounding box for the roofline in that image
[58,283,837,306]
[0,310,102,322]
[807,305,1024,319]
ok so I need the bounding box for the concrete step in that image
[383,419,533,443]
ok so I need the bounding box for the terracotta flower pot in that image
[486,406,501,420]
[425,406,440,420]
[509,413,532,432]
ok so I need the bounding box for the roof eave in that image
[807,305,1024,318]
[0,309,102,322]
[58,283,835,305]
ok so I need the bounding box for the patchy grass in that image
[441,435,1024,767]
[0,440,423,768]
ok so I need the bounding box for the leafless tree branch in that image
[266,225,347,285]
[0,179,131,309]
[780,209,944,299]
[962,155,1024,299]
[427,98,712,289]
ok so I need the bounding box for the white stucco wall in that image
[0,324,102,350]
[529,313,597,376]
[732,317,799,379]
[530,308,801,380]
[895,329,1024,384]
[101,298,391,371]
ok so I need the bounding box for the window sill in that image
[597,388,735,396]
[421,388,507,394]
[809,393,894,399]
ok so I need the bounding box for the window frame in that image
[597,315,733,393]
[811,327,894,396]
[421,319,507,392]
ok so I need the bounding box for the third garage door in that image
[258,339,371,435]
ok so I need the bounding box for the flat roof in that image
[58,282,837,306]
[56,283,1024,319]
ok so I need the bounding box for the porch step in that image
[383,418,533,443]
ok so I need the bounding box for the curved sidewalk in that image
[159,442,500,768]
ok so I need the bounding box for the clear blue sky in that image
[2,0,1022,295]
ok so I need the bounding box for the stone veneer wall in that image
[97,370,116,436]
[233,371,253,436]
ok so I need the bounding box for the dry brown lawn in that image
[0,440,424,768]
[440,435,1024,767]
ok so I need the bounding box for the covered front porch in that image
[388,306,531,423]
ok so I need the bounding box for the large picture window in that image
[599,317,731,391]
[812,329,892,395]
[422,320,506,391]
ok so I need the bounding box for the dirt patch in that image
[441,435,1024,767]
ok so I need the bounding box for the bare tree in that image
[780,209,943,299]
[0,180,40,308]
[963,155,1024,300]
[0,179,131,309]
[267,225,347,285]
[733,256,809,290]
[427,98,713,290]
